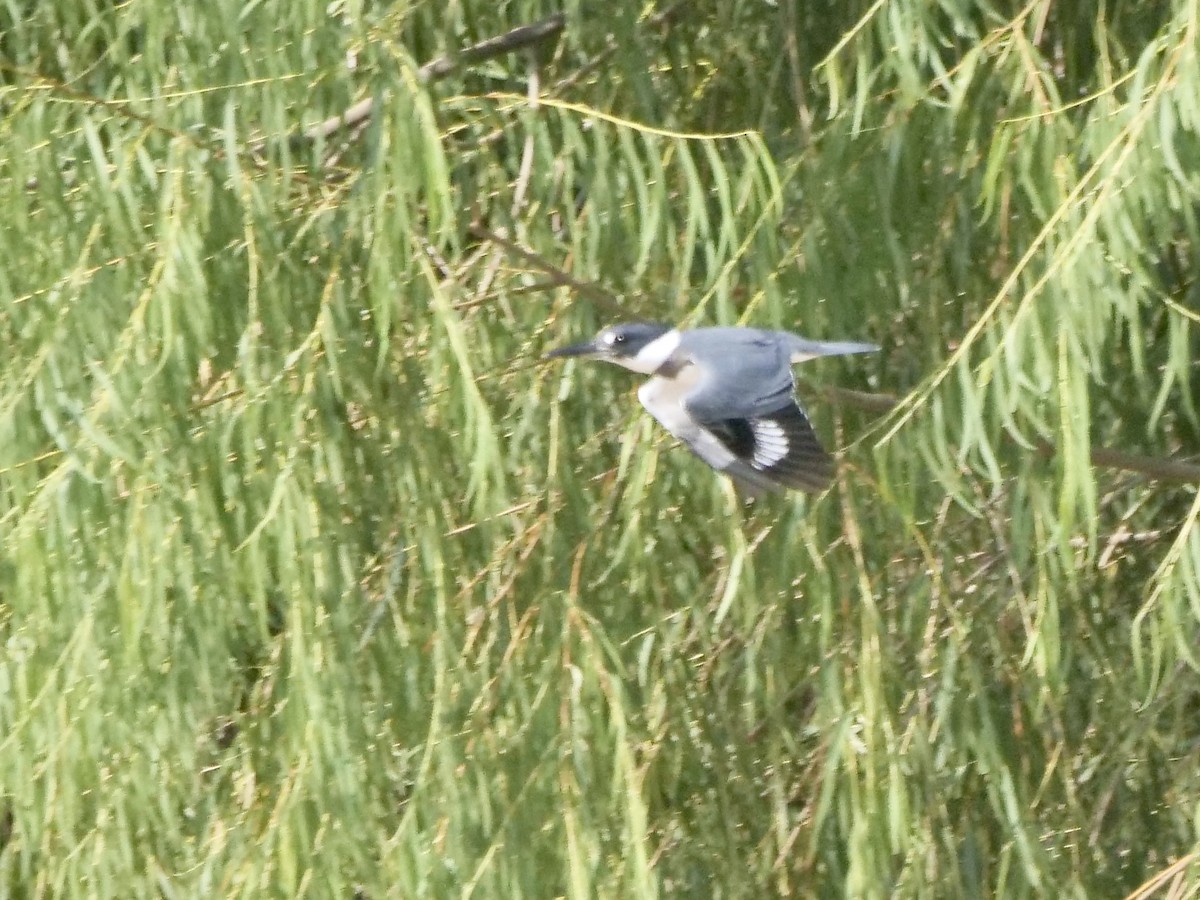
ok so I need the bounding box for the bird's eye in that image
[612,333,625,343]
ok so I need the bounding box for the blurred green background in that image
[1,0,1199,896]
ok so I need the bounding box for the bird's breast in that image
[637,368,702,433]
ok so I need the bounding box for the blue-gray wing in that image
[637,375,784,495]
[676,330,798,421]
[678,331,834,492]
[698,399,834,493]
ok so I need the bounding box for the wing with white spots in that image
[637,375,781,493]
[636,331,842,493]
[706,400,834,493]
[665,339,833,492]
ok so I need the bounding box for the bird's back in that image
[678,326,878,365]
[676,327,784,357]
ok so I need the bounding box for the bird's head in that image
[546,322,676,373]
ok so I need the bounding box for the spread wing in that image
[701,400,834,493]
[679,335,834,493]
[636,333,835,494]
[637,375,782,494]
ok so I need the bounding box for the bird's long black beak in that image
[545,339,600,360]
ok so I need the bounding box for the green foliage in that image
[1,0,1199,896]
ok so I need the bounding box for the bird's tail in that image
[783,334,879,363]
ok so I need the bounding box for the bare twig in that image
[509,56,541,218]
[466,222,621,312]
[1030,437,1200,483]
[779,0,814,138]
[1077,445,1200,484]
[551,36,619,94]
[292,14,566,149]
[423,14,565,80]
[1123,851,1200,900]
[801,381,899,415]
[798,378,1200,484]
[657,3,687,27]
[472,55,544,310]
[451,280,564,310]
[551,1,683,95]
[296,96,376,148]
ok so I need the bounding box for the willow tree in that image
[1,0,1197,896]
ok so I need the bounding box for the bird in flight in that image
[547,323,878,494]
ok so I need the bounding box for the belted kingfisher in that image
[547,323,878,494]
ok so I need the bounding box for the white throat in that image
[614,329,682,375]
